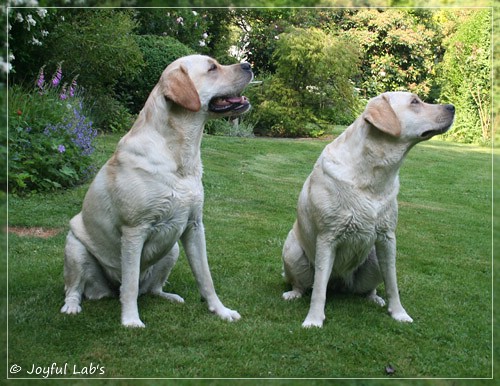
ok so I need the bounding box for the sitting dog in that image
[61,55,253,327]
[282,92,455,328]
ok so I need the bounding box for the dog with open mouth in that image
[61,55,253,327]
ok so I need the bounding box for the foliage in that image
[7,6,57,82]
[8,67,96,194]
[133,8,235,63]
[437,9,492,144]
[116,35,194,114]
[35,9,144,131]
[205,117,255,137]
[249,27,360,137]
[5,7,493,143]
[43,9,144,94]
[233,8,297,75]
[88,94,134,134]
[339,9,441,99]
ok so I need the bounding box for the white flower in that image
[16,13,23,23]
[202,32,208,39]
[176,17,184,25]
[199,40,206,47]
[37,8,48,18]
[9,53,15,61]
[26,14,36,26]
[0,59,12,74]
[41,30,49,37]
[31,36,42,46]
[192,11,198,16]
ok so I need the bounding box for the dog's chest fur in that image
[306,157,399,277]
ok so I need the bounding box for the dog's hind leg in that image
[61,230,114,314]
[348,248,385,307]
[350,248,385,307]
[141,243,184,303]
[282,228,313,301]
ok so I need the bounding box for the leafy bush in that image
[116,35,194,113]
[340,9,440,99]
[8,66,96,194]
[205,117,255,137]
[436,9,491,144]
[89,94,134,133]
[247,28,360,137]
[44,9,144,94]
[37,9,144,132]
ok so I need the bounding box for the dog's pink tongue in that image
[227,96,246,104]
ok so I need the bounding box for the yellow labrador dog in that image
[282,92,455,328]
[61,55,253,327]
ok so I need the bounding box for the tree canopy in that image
[5,6,493,142]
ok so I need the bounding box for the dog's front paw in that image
[302,313,325,328]
[214,307,241,322]
[282,289,302,301]
[389,308,413,323]
[121,317,146,328]
[61,303,82,315]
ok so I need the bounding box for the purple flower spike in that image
[36,65,45,92]
[58,144,66,153]
[60,83,68,100]
[52,63,62,87]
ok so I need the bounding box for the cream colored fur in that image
[282,92,455,328]
[61,55,253,327]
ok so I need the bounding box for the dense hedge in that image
[117,35,194,114]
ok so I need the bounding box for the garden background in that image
[1,0,498,384]
[2,1,494,193]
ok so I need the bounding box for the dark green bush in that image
[89,94,134,133]
[117,35,194,113]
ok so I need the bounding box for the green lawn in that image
[6,133,494,383]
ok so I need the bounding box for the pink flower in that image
[60,83,67,99]
[36,65,45,91]
[52,63,62,87]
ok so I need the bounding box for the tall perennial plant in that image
[9,64,97,194]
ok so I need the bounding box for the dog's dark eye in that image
[208,63,217,72]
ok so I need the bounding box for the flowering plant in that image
[9,64,97,194]
[3,2,54,76]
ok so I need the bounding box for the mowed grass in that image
[7,132,494,382]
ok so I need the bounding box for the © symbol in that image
[10,364,22,374]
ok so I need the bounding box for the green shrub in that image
[8,66,96,194]
[117,35,194,113]
[437,9,491,144]
[45,9,144,94]
[89,94,134,133]
[246,27,360,137]
[205,117,255,137]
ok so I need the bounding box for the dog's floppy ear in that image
[363,95,401,137]
[162,65,201,112]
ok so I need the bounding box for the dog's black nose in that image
[446,104,455,113]
[240,62,252,72]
